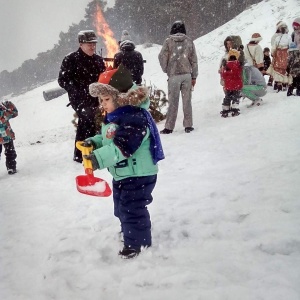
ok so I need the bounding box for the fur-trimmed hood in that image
[89,83,149,108]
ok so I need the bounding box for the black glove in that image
[83,153,99,170]
[81,139,95,149]
[76,106,97,118]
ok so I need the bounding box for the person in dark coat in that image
[263,47,273,86]
[58,30,105,163]
[113,30,144,85]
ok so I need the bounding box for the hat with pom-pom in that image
[228,49,240,60]
[89,64,148,108]
[250,33,262,43]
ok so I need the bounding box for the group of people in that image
[219,18,300,118]
[2,17,298,259]
[56,21,198,259]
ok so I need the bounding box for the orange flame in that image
[94,3,119,60]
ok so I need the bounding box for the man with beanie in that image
[158,21,198,134]
[58,30,105,163]
[113,30,144,85]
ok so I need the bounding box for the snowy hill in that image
[1,0,300,299]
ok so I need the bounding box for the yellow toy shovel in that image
[75,141,112,197]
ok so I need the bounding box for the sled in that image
[75,142,112,197]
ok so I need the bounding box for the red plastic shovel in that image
[75,141,112,197]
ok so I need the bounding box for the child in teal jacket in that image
[0,100,18,174]
[83,65,164,259]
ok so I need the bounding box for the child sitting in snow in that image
[220,49,244,117]
[0,100,18,175]
[286,42,300,96]
[81,64,164,259]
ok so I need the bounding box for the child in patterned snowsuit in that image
[0,100,18,174]
[81,65,164,259]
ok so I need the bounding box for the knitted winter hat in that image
[89,64,148,107]
[250,33,262,43]
[228,49,240,60]
[170,21,186,35]
[120,30,132,42]
[292,17,300,29]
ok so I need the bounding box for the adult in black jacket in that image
[58,30,105,163]
[113,30,144,84]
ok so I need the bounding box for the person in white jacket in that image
[244,33,264,72]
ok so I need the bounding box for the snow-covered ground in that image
[1,0,300,299]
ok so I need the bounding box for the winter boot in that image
[185,127,194,133]
[267,77,273,86]
[220,110,230,118]
[273,81,278,91]
[231,108,240,117]
[287,86,294,96]
[296,89,300,96]
[282,83,287,91]
[247,99,262,108]
[8,169,17,175]
[118,246,140,259]
[277,84,283,92]
[160,128,173,134]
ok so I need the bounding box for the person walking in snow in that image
[286,42,300,96]
[0,100,18,175]
[267,21,292,92]
[241,63,267,107]
[80,65,164,259]
[113,30,144,85]
[220,49,244,118]
[58,30,106,163]
[244,33,264,73]
[158,20,198,134]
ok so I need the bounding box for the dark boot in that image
[231,108,240,117]
[268,76,273,86]
[160,128,173,134]
[277,84,283,92]
[287,86,294,96]
[220,110,230,118]
[274,81,278,90]
[118,246,141,259]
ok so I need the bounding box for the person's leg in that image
[242,85,266,102]
[180,74,193,128]
[0,144,2,160]
[221,90,232,117]
[118,175,157,251]
[4,140,17,173]
[231,90,241,116]
[74,114,96,162]
[164,75,182,131]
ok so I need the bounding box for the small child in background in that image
[0,100,18,174]
[287,42,300,96]
[81,65,164,259]
[263,47,273,86]
[220,49,243,117]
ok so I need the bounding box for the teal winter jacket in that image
[88,84,163,181]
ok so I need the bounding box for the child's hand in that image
[81,139,95,149]
[83,153,99,170]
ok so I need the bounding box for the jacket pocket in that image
[114,159,134,177]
